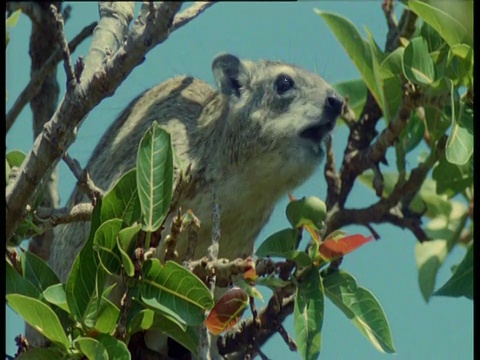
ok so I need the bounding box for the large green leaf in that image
[20,250,60,293]
[255,228,312,266]
[434,242,473,300]
[6,149,26,168]
[323,270,396,354]
[141,259,214,326]
[294,268,324,360]
[101,168,141,225]
[93,218,124,275]
[6,260,42,299]
[6,294,70,349]
[315,10,384,114]
[446,103,473,166]
[93,297,121,334]
[403,37,436,85]
[66,199,106,324]
[136,121,174,232]
[74,337,108,360]
[407,0,471,47]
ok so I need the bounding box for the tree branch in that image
[6,2,200,242]
[6,21,97,133]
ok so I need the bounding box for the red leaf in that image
[319,234,373,261]
[205,288,249,335]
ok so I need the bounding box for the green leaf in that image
[6,294,70,349]
[74,337,108,360]
[96,333,131,360]
[432,153,473,197]
[6,9,22,27]
[434,242,473,300]
[137,121,174,232]
[323,269,396,354]
[117,224,141,277]
[127,307,155,334]
[407,0,470,47]
[16,348,63,360]
[315,10,384,114]
[66,199,106,324]
[6,260,42,299]
[6,149,26,168]
[294,268,324,360]
[43,284,70,313]
[334,79,367,120]
[424,104,450,143]
[150,313,200,355]
[399,111,426,153]
[101,168,141,225]
[93,218,124,275]
[94,297,120,334]
[255,228,312,266]
[415,239,449,302]
[446,103,473,165]
[141,259,214,326]
[379,47,404,79]
[403,37,435,85]
[20,250,60,293]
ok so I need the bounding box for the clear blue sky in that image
[6,2,473,359]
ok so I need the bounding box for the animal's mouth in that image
[299,119,336,144]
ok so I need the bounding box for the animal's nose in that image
[325,93,344,118]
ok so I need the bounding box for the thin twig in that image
[62,152,103,204]
[50,5,76,87]
[6,21,97,132]
[172,1,216,31]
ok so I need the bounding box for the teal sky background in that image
[6,2,473,359]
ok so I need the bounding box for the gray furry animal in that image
[49,53,342,356]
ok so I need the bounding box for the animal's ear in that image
[212,53,246,96]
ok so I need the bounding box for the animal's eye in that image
[275,74,294,95]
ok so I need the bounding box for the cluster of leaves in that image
[318,0,473,302]
[7,122,395,360]
[7,122,214,359]
[254,195,396,360]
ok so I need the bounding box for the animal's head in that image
[211,53,343,187]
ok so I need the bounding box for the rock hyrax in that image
[50,53,343,281]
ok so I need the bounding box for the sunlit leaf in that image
[294,268,324,360]
[141,259,214,325]
[117,223,141,277]
[403,37,435,85]
[315,10,384,113]
[205,288,249,335]
[137,121,174,232]
[7,294,70,349]
[43,284,70,313]
[101,168,141,225]
[446,103,473,165]
[93,219,124,275]
[74,337,108,360]
[323,269,396,354]
[407,0,471,47]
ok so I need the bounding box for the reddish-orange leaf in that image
[243,257,257,283]
[319,234,373,261]
[205,288,249,335]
